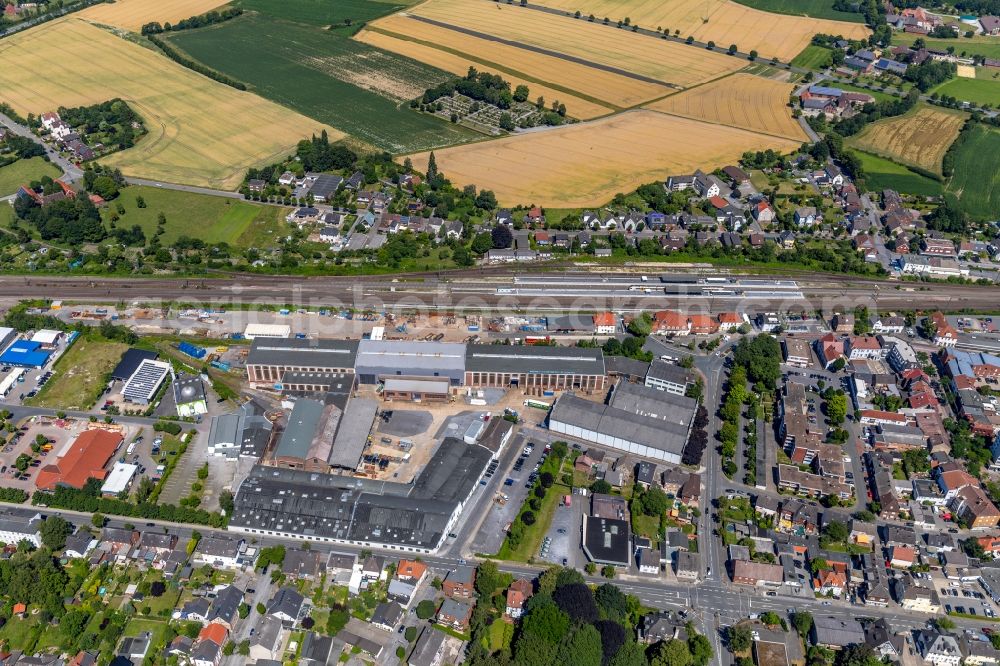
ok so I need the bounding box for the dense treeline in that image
[14,180,107,244]
[33,479,226,527]
[903,59,956,92]
[140,6,242,34]
[58,99,143,150]
[296,131,357,172]
[0,548,70,618]
[832,89,919,137]
[421,68,515,109]
[147,35,247,90]
[0,487,28,503]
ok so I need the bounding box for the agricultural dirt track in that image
[646,73,807,141]
[526,0,870,61]
[405,110,800,208]
[78,0,227,30]
[408,0,743,88]
[0,18,338,190]
[359,13,668,111]
[847,104,967,174]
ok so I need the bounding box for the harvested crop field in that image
[0,18,336,189]
[355,29,613,119]
[79,0,227,30]
[168,14,479,153]
[406,110,800,207]
[847,104,965,174]
[358,14,667,111]
[406,0,744,88]
[526,0,869,61]
[645,73,806,140]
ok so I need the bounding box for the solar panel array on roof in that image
[122,359,171,404]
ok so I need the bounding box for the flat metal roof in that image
[466,343,605,375]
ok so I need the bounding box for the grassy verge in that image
[26,336,128,410]
[791,45,832,70]
[497,454,567,562]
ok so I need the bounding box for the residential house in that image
[267,587,305,628]
[443,566,475,599]
[371,601,404,632]
[505,579,533,619]
[914,630,962,666]
[437,598,472,631]
[810,616,865,649]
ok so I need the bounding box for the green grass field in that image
[26,337,128,410]
[933,77,1000,106]
[0,157,61,196]
[791,45,833,70]
[947,123,1000,219]
[730,0,864,21]
[105,185,287,246]
[167,15,480,153]
[854,150,944,197]
[893,32,1000,60]
[240,0,411,27]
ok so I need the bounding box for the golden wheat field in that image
[646,73,806,141]
[408,0,743,88]
[847,104,966,174]
[526,0,870,61]
[0,19,338,189]
[406,110,800,207]
[358,15,669,111]
[79,0,226,30]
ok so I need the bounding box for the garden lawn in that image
[105,185,282,246]
[0,615,41,652]
[853,150,944,197]
[0,157,62,197]
[791,45,833,69]
[26,337,129,410]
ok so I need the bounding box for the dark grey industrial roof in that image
[328,398,378,469]
[111,348,158,380]
[645,360,693,386]
[273,398,337,462]
[231,438,491,549]
[239,402,274,458]
[582,515,630,566]
[356,340,466,373]
[411,437,493,503]
[247,337,358,368]
[550,391,693,456]
[465,344,605,375]
[309,174,343,200]
[610,381,697,427]
[604,355,650,379]
[545,314,595,332]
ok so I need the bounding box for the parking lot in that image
[469,434,551,555]
[538,494,584,567]
[938,580,998,618]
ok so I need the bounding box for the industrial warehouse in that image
[245,338,607,395]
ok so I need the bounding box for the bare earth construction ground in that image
[0,18,337,189]
[407,110,801,207]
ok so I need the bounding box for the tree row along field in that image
[77,0,226,30]
[405,110,801,208]
[405,0,745,88]
[166,13,481,153]
[354,27,616,120]
[522,0,870,61]
[644,73,807,141]
[357,12,670,110]
[846,104,967,175]
[0,18,336,190]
